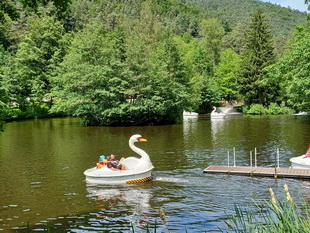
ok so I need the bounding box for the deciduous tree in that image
[199,18,224,68]
[215,48,242,100]
[2,16,67,110]
[264,25,310,111]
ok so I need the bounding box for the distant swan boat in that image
[293,112,309,116]
[211,106,226,118]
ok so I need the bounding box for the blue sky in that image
[260,0,309,12]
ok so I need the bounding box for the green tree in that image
[0,0,19,22]
[118,3,188,124]
[191,44,219,112]
[0,45,9,130]
[1,0,72,22]
[238,9,275,105]
[51,22,126,125]
[21,0,72,19]
[0,83,8,130]
[264,25,310,112]
[174,33,217,113]
[215,48,242,100]
[52,2,190,126]
[0,1,16,50]
[162,32,188,86]
[222,23,247,55]
[2,15,67,111]
[199,18,225,68]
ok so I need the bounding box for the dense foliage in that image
[0,0,309,126]
[242,103,294,115]
[264,25,310,112]
[187,0,307,38]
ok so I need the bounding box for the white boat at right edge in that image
[290,155,310,169]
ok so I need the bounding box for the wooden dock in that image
[203,165,310,179]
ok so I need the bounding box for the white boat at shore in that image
[290,155,310,169]
[293,112,309,116]
[183,111,198,118]
[84,134,154,184]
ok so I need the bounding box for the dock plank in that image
[203,165,310,180]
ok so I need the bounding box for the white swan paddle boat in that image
[84,134,154,184]
[183,111,198,118]
[290,155,310,169]
[211,106,226,119]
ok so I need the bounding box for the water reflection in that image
[0,116,309,232]
[211,118,225,142]
[85,184,154,231]
[86,184,151,213]
[183,116,198,144]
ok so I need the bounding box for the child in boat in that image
[107,154,128,171]
[305,145,310,158]
[96,155,108,169]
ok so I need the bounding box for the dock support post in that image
[233,147,236,167]
[277,148,280,168]
[227,151,230,167]
[254,148,257,167]
[274,151,278,179]
[250,151,252,167]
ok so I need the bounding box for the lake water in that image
[0,114,309,232]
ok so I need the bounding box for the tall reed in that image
[223,184,310,232]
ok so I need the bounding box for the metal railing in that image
[226,147,281,168]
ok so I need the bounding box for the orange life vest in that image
[96,159,108,169]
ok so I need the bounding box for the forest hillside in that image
[186,0,307,37]
[0,0,309,127]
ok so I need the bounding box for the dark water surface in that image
[0,115,309,232]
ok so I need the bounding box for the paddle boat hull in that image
[290,155,310,169]
[211,113,225,119]
[183,111,198,118]
[84,167,153,184]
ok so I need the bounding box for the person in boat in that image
[107,154,128,171]
[96,155,108,169]
[305,145,310,158]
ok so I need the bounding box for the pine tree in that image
[238,9,275,105]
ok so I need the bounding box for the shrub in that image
[243,104,269,115]
[0,102,65,121]
[268,103,295,115]
[243,103,295,115]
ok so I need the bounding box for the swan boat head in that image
[129,134,154,168]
